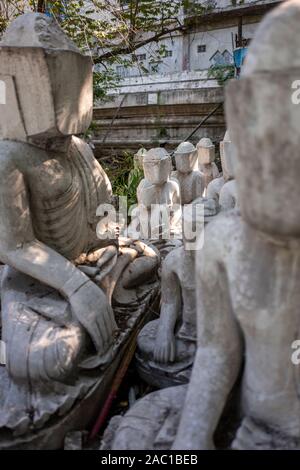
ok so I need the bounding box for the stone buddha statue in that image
[135,147,181,240]
[173,0,300,450]
[135,202,203,388]
[207,130,238,212]
[197,137,220,192]
[105,0,300,451]
[0,13,158,443]
[133,147,147,171]
[172,141,205,205]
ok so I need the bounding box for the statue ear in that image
[0,74,26,141]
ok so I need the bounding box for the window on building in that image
[136,94,148,105]
[116,65,130,78]
[197,45,206,53]
[136,53,147,62]
[165,50,173,57]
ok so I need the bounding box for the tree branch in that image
[94,24,184,63]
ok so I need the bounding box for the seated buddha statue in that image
[0,13,158,440]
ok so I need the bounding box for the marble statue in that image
[172,141,205,205]
[207,131,238,212]
[105,0,300,451]
[133,147,147,171]
[197,137,219,191]
[101,385,188,450]
[135,147,181,240]
[0,13,159,448]
[173,0,300,450]
[135,202,203,388]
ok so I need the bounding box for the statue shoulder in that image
[71,135,94,157]
[137,178,149,191]
[71,135,112,198]
[163,245,183,272]
[203,211,242,260]
[167,177,180,193]
[222,179,237,194]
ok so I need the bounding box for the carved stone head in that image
[143,148,171,185]
[220,131,236,182]
[134,147,147,170]
[0,13,93,141]
[174,141,198,174]
[197,138,215,165]
[226,0,300,237]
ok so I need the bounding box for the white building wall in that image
[189,22,258,70]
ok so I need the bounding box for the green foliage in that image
[93,70,120,101]
[127,166,144,206]
[1,1,211,99]
[103,151,143,208]
[207,64,235,85]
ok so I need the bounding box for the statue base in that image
[0,281,160,450]
[135,319,196,389]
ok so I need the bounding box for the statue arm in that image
[172,180,181,206]
[194,171,205,199]
[219,183,235,211]
[212,162,220,178]
[173,229,242,449]
[153,256,181,363]
[0,161,89,295]
[206,179,218,201]
[0,160,115,353]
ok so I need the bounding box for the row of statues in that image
[132,131,237,241]
[103,0,300,450]
[1,0,300,450]
[133,135,238,387]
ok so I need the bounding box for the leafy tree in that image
[0,0,211,99]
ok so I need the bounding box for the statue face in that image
[220,140,236,181]
[226,72,300,237]
[197,145,215,165]
[175,151,198,174]
[0,48,93,139]
[143,157,171,185]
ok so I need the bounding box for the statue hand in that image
[153,328,176,364]
[70,280,117,355]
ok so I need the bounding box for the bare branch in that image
[94,24,184,63]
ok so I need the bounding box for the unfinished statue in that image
[207,130,238,212]
[0,13,158,447]
[135,202,203,388]
[172,142,204,205]
[134,147,181,241]
[197,137,219,191]
[106,0,300,451]
[173,0,300,450]
[133,147,147,171]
